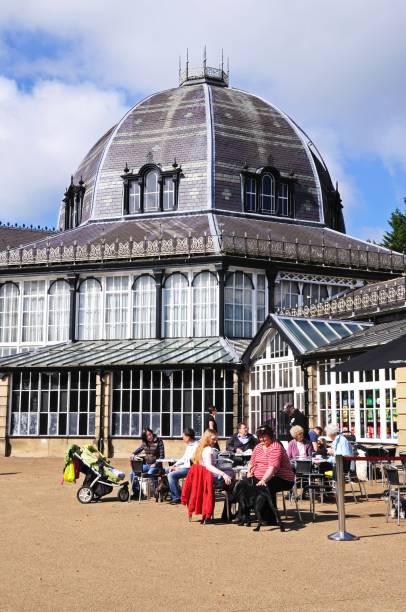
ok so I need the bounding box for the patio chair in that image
[383,465,406,527]
[130,459,158,503]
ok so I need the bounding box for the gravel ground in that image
[0,457,405,612]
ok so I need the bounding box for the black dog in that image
[229,478,285,532]
[154,474,170,503]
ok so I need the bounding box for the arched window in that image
[0,283,19,343]
[78,279,102,340]
[105,276,129,339]
[224,272,253,338]
[133,275,156,339]
[144,170,160,212]
[22,280,46,343]
[163,273,188,338]
[48,280,70,342]
[193,272,218,337]
[261,174,275,213]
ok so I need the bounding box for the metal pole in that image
[328,454,359,541]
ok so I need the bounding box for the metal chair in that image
[130,459,157,503]
[383,465,406,527]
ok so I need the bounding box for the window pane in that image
[163,273,188,338]
[78,279,102,340]
[48,280,70,342]
[224,272,253,338]
[133,276,156,339]
[193,272,218,337]
[144,171,159,212]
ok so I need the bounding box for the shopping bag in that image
[63,461,76,483]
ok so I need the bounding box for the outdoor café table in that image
[233,466,248,480]
[232,450,252,467]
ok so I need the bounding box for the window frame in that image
[241,167,294,217]
[122,163,181,215]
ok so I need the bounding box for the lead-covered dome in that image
[59,68,344,232]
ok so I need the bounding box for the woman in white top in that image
[193,429,232,486]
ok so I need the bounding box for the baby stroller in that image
[71,444,130,504]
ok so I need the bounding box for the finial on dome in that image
[124,162,129,174]
[179,49,229,88]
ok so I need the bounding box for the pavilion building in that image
[0,63,403,457]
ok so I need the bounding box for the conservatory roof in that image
[0,337,250,370]
[244,314,371,362]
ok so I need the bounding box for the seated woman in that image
[286,425,313,460]
[131,427,165,475]
[193,429,233,521]
[193,429,233,485]
[247,424,295,524]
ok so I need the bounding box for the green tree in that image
[381,198,406,252]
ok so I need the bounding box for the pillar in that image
[95,371,113,457]
[215,263,227,337]
[306,365,318,428]
[395,367,406,450]
[67,274,78,342]
[0,374,10,456]
[153,270,164,340]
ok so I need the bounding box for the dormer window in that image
[261,173,275,213]
[241,167,294,218]
[122,162,181,215]
[63,177,85,229]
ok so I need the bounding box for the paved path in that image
[1,457,405,611]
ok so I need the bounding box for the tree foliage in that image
[381,198,406,252]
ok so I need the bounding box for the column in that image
[395,367,406,450]
[0,374,10,456]
[215,263,227,337]
[95,371,113,457]
[153,270,164,339]
[306,365,318,428]
[67,274,79,342]
[266,270,277,313]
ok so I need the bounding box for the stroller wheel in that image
[77,486,94,504]
[118,487,130,502]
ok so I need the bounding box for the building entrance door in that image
[261,391,293,441]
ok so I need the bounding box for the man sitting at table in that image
[167,427,198,505]
[226,422,257,455]
[325,424,354,465]
[308,426,324,453]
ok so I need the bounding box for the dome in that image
[59,67,345,233]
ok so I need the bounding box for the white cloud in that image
[0,77,127,225]
[0,0,406,224]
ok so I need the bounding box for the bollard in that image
[328,454,359,541]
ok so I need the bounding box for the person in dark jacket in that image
[131,427,165,475]
[204,406,220,450]
[226,423,257,454]
[283,403,309,439]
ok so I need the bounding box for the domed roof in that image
[60,70,344,232]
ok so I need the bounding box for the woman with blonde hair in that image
[193,429,232,485]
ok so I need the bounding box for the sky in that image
[0,0,405,242]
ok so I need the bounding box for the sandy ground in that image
[0,458,405,612]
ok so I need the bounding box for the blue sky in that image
[0,0,405,242]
